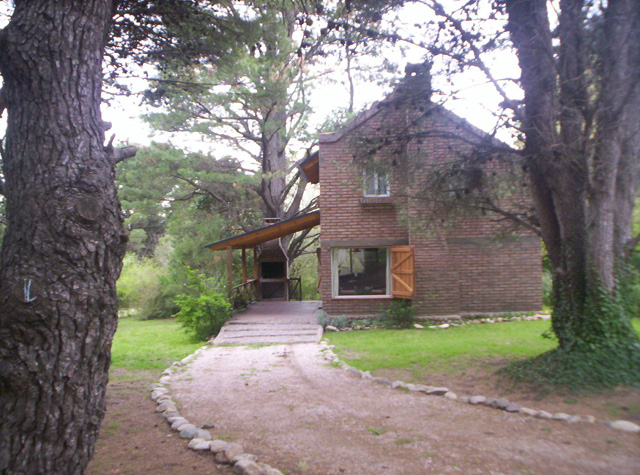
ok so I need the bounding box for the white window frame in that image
[363,169,390,197]
[331,247,391,298]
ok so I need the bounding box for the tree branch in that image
[108,144,137,164]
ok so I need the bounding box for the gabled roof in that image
[319,66,511,151]
[205,211,320,251]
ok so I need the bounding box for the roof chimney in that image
[400,60,432,103]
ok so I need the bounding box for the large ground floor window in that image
[331,247,390,297]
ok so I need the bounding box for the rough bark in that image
[0,1,129,473]
[505,0,640,351]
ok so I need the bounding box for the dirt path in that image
[170,344,640,475]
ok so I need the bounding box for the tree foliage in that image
[117,142,261,256]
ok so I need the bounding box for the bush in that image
[380,299,415,328]
[316,310,329,328]
[173,267,231,340]
[331,315,348,329]
[174,292,232,340]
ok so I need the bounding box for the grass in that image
[111,318,203,371]
[326,318,640,390]
[325,320,558,376]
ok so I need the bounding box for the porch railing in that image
[288,277,302,301]
[231,277,302,307]
[231,279,258,309]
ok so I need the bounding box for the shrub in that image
[331,316,348,329]
[380,300,415,328]
[173,267,231,340]
[316,310,329,328]
[174,292,231,340]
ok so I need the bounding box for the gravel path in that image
[170,343,639,475]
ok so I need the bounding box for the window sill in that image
[360,197,394,206]
[332,295,393,300]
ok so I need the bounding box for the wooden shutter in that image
[391,245,415,299]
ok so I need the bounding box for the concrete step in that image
[212,300,323,345]
[214,324,323,345]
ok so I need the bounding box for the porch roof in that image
[205,211,320,251]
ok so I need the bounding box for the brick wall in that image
[318,99,542,318]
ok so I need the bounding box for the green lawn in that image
[325,319,640,377]
[110,318,203,371]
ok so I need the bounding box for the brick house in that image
[207,67,542,318]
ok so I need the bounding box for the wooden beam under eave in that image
[206,211,320,251]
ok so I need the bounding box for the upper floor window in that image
[363,169,390,197]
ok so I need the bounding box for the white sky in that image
[1,2,522,159]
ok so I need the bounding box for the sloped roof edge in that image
[318,91,511,150]
[205,211,320,251]
[318,103,383,144]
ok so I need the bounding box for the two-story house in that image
[207,65,542,318]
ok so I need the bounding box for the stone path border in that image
[318,340,640,433]
[147,324,639,475]
[149,346,284,475]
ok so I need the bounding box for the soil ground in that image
[86,369,232,475]
[168,344,640,475]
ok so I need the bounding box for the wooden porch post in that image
[253,246,258,280]
[242,247,247,284]
[226,246,233,295]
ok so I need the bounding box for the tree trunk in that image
[0,1,129,473]
[505,0,640,355]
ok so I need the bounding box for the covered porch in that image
[205,211,320,307]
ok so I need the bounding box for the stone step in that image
[214,335,321,345]
[218,328,320,336]
[212,300,323,345]
[222,324,320,331]
[214,325,323,345]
